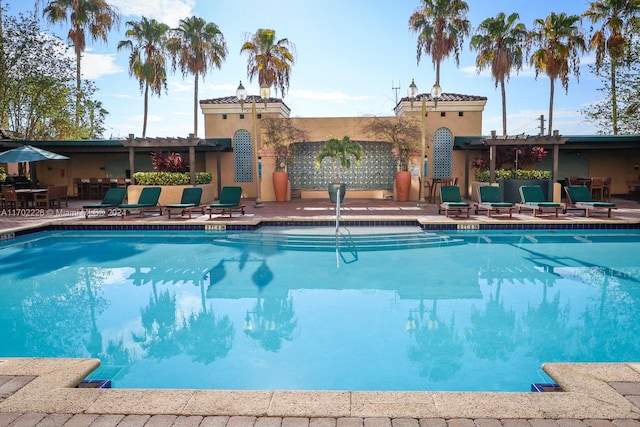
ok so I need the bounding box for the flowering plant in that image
[151,151,189,173]
[472,145,548,171]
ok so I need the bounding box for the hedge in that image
[133,172,213,185]
[474,169,552,182]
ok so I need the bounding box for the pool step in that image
[212,231,464,251]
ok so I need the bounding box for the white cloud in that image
[81,51,123,79]
[109,0,195,26]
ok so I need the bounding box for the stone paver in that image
[282,418,310,427]
[255,417,283,427]
[62,413,101,427]
[310,418,337,427]
[528,420,560,427]
[474,419,504,427]
[392,419,419,427]
[172,416,206,427]
[227,416,258,427]
[200,416,231,427]
[88,414,126,427]
[447,420,475,427]
[364,418,392,427]
[337,418,364,427]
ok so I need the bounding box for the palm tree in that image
[117,17,170,138]
[583,0,640,135]
[528,12,587,136]
[43,0,120,127]
[470,12,527,136]
[240,28,296,97]
[408,0,470,88]
[167,16,228,137]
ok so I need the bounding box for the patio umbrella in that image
[0,145,69,162]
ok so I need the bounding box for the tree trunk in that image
[75,51,81,128]
[193,72,199,137]
[500,77,507,136]
[143,83,149,138]
[547,78,554,136]
[611,59,618,135]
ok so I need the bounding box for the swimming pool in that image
[1,227,639,392]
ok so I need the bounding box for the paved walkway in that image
[2,196,640,426]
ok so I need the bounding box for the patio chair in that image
[119,186,162,218]
[166,187,205,219]
[437,185,470,218]
[516,185,562,217]
[208,186,245,218]
[474,185,513,218]
[1,185,19,209]
[82,187,127,218]
[565,185,616,218]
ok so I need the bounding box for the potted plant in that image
[362,116,421,201]
[260,118,306,202]
[315,135,363,203]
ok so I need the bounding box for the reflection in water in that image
[243,297,297,352]
[1,230,640,390]
[407,300,464,381]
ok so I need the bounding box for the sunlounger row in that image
[82,186,245,219]
[439,184,616,218]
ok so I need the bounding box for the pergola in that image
[123,133,201,185]
[480,132,568,183]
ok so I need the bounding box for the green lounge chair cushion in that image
[120,187,161,208]
[442,202,469,207]
[524,202,561,207]
[478,186,513,207]
[576,201,616,207]
[519,185,559,206]
[82,188,126,208]
[210,186,242,208]
[166,187,202,209]
[567,185,616,207]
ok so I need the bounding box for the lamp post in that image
[407,79,442,207]
[236,81,271,208]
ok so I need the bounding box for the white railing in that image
[335,188,341,234]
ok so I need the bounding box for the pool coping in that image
[0,358,639,419]
[2,219,640,420]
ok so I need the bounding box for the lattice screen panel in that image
[432,127,453,178]
[233,129,253,183]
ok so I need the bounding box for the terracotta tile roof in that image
[400,93,488,102]
[200,95,285,105]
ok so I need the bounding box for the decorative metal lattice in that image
[288,141,396,190]
[432,127,453,178]
[233,129,253,183]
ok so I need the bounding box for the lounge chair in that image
[208,186,245,218]
[438,185,470,218]
[474,185,513,218]
[516,185,562,217]
[565,185,616,218]
[119,187,162,218]
[166,187,204,219]
[82,188,127,218]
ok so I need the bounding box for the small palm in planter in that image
[315,135,363,203]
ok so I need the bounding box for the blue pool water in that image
[1,227,640,392]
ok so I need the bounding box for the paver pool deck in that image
[2,196,640,426]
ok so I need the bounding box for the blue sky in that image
[9,0,602,138]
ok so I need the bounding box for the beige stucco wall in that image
[201,98,486,201]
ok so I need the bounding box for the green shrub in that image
[474,169,551,182]
[0,167,6,183]
[133,172,212,185]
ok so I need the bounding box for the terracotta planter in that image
[395,171,412,202]
[272,171,289,202]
